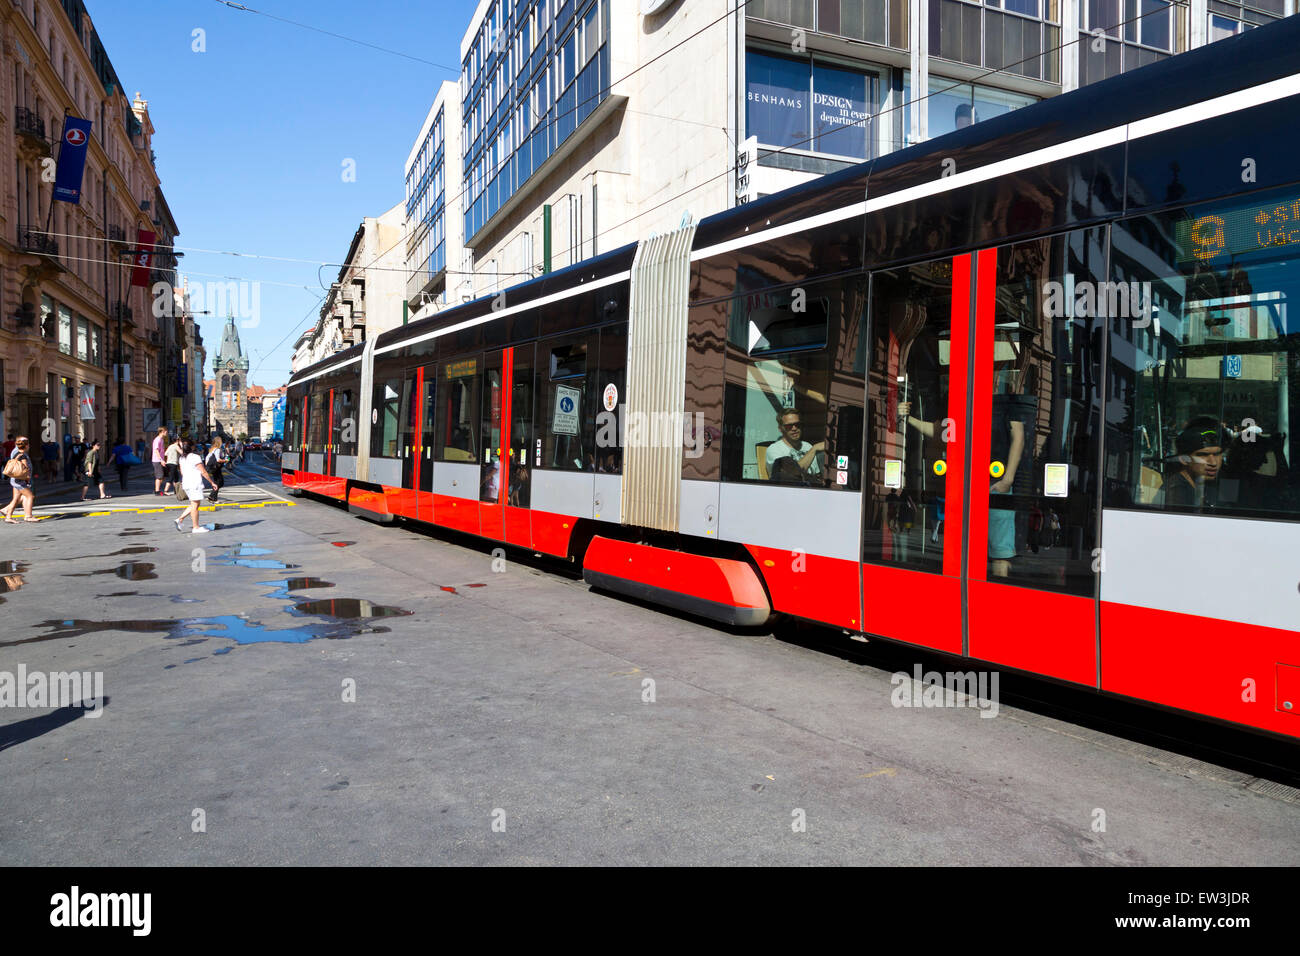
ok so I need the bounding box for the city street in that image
[1,474,1295,866]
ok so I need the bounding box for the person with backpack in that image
[80,439,110,500]
[173,438,215,534]
[110,437,134,493]
[2,436,37,523]
[205,435,228,503]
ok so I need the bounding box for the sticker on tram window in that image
[836,454,849,470]
[552,385,580,436]
[836,469,848,486]
[603,383,618,412]
[445,358,477,379]
[884,459,902,488]
[1044,463,1069,498]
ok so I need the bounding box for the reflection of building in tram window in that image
[1164,417,1222,509]
[765,408,825,483]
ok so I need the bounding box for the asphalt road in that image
[0,474,1296,865]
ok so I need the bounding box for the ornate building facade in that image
[209,314,248,437]
[0,0,180,448]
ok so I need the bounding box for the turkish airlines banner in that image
[53,116,93,204]
[130,229,156,287]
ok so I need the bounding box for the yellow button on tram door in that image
[933,460,947,476]
[990,461,1005,478]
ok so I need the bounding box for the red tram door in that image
[861,254,970,654]
[963,242,1099,686]
[479,350,508,540]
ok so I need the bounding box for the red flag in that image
[130,229,156,287]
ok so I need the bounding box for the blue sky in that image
[91,0,482,387]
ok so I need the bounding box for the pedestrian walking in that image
[41,437,59,481]
[164,433,183,496]
[151,426,170,495]
[110,436,134,493]
[2,436,37,523]
[173,438,214,534]
[66,434,87,485]
[204,435,228,503]
[81,439,111,500]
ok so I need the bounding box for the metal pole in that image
[543,204,552,274]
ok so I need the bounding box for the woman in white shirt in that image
[173,438,215,534]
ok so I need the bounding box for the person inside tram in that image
[766,407,826,484]
[1164,417,1223,510]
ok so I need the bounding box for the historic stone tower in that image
[211,315,249,437]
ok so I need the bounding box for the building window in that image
[76,316,89,362]
[930,0,1061,82]
[58,304,72,355]
[926,77,1037,139]
[746,49,879,160]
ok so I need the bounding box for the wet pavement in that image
[0,479,1296,865]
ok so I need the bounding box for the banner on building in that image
[79,384,95,420]
[171,398,183,424]
[53,116,94,204]
[177,362,189,395]
[142,407,161,433]
[272,396,286,437]
[130,229,156,287]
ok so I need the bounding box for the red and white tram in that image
[286,20,1300,741]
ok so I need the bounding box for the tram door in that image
[861,254,971,654]
[416,365,436,523]
[964,237,1103,686]
[506,343,534,548]
[863,239,1103,680]
[479,350,508,540]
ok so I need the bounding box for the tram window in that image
[536,335,597,471]
[1105,193,1300,521]
[862,261,954,574]
[595,324,627,474]
[436,357,479,462]
[333,389,355,455]
[308,391,327,450]
[371,378,403,458]
[984,231,1104,597]
[721,277,863,490]
[398,375,418,463]
[286,397,301,450]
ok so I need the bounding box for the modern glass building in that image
[405,81,462,311]
[460,0,611,245]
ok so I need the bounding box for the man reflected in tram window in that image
[766,408,826,484]
[988,347,1035,578]
[1163,417,1223,510]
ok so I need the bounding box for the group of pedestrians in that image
[1,425,242,530]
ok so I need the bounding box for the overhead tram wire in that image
[209,0,460,73]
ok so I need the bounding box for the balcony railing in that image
[112,301,134,326]
[19,230,58,256]
[15,106,47,144]
[107,225,126,243]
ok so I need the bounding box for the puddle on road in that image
[291,599,410,619]
[63,562,157,581]
[0,560,29,603]
[211,544,298,571]
[7,541,403,656]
